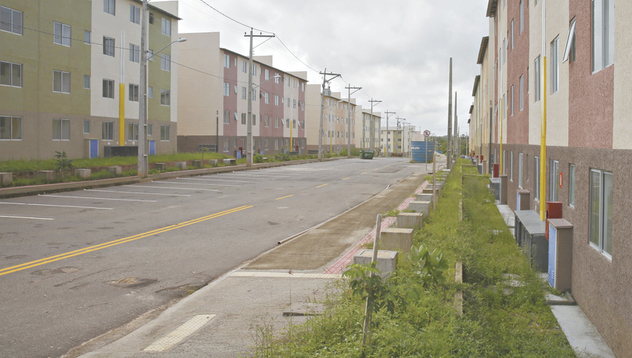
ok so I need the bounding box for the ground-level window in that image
[83,120,90,134]
[534,156,540,201]
[52,118,70,140]
[0,116,22,140]
[223,138,229,152]
[569,164,576,207]
[128,123,138,140]
[160,125,170,141]
[589,169,613,257]
[518,153,523,188]
[550,160,559,201]
[102,121,114,140]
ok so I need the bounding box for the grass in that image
[249,159,574,357]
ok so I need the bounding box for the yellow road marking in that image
[275,195,293,200]
[361,172,367,175]
[374,168,380,171]
[0,205,253,277]
[342,177,351,180]
[317,184,328,188]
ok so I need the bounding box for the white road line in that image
[39,194,157,203]
[0,215,54,221]
[143,314,215,352]
[133,185,220,192]
[0,202,113,210]
[86,189,191,197]
[169,180,243,187]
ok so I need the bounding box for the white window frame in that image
[0,116,22,140]
[53,70,71,94]
[53,22,72,47]
[83,75,90,89]
[148,86,153,98]
[104,0,115,15]
[128,83,139,102]
[130,4,140,24]
[103,36,115,57]
[224,54,230,68]
[518,153,524,188]
[569,164,576,207]
[592,0,615,73]
[102,79,114,98]
[550,159,559,201]
[519,75,524,111]
[128,123,139,141]
[52,118,70,141]
[1,6,23,35]
[83,119,90,134]
[223,110,230,124]
[160,125,170,141]
[534,56,541,102]
[160,53,171,71]
[161,18,171,37]
[84,30,91,45]
[534,156,540,201]
[129,43,140,63]
[589,169,613,257]
[160,89,170,106]
[102,121,114,140]
[551,36,559,94]
[0,61,22,87]
[224,83,230,96]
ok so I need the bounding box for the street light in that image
[138,1,186,178]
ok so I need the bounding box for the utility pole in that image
[137,0,148,178]
[447,58,453,169]
[345,85,361,157]
[245,29,275,167]
[368,99,381,153]
[318,69,341,161]
[454,91,458,157]
[383,110,395,156]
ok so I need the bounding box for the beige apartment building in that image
[304,85,357,154]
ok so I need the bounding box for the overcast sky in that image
[176,0,490,137]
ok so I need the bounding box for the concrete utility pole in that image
[318,70,341,160]
[384,110,395,156]
[137,0,148,177]
[368,99,382,152]
[346,85,361,157]
[447,58,453,169]
[454,91,458,157]
[245,29,275,167]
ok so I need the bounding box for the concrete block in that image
[154,163,167,171]
[74,168,91,180]
[0,172,13,186]
[408,200,431,214]
[192,160,203,168]
[353,249,398,277]
[380,228,414,253]
[209,159,218,167]
[36,170,55,182]
[417,193,433,202]
[175,161,186,170]
[223,158,236,165]
[107,166,122,175]
[398,212,423,229]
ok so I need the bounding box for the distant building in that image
[304,85,357,154]
[0,0,181,160]
[176,32,307,157]
[354,108,381,153]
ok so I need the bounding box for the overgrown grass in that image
[250,159,574,357]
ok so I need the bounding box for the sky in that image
[175,0,490,137]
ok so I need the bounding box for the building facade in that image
[354,107,381,153]
[304,85,357,154]
[0,0,180,161]
[177,32,307,156]
[471,1,632,355]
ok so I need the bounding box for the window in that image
[240,86,246,100]
[275,73,280,84]
[275,95,279,106]
[224,83,230,96]
[224,54,230,68]
[53,70,71,93]
[1,6,23,35]
[149,12,154,24]
[520,0,524,34]
[0,116,22,140]
[510,85,514,115]
[160,125,170,140]
[242,60,247,73]
[128,84,139,102]
[128,123,138,140]
[563,18,576,63]
[102,79,114,98]
[264,92,269,104]
[551,37,559,94]
[252,64,257,76]
[102,122,114,140]
[160,89,170,106]
[52,118,70,141]
[83,120,90,134]
[569,164,576,207]
[84,30,91,44]
[161,18,171,36]
[103,36,115,56]
[161,54,171,71]
[241,113,246,125]
[510,151,514,181]
[590,169,613,257]
[84,75,90,89]
[147,124,153,135]
[518,153,524,188]
[0,61,22,87]
[223,111,229,124]
[511,20,514,49]
[592,0,615,72]
[129,44,140,63]
[223,138,229,152]
[534,56,541,102]
[148,86,153,98]
[130,4,140,24]
[519,75,524,111]
[104,0,115,15]
[534,156,540,201]
[550,159,559,201]
[54,22,72,47]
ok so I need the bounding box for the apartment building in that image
[0,0,180,161]
[354,107,381,153]
[304,85,357,154]
[380,126,411,156]
[177,32,307,156]
[471,1,632,355]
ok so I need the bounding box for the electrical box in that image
[493,163,499,178]
[545,201,563,240]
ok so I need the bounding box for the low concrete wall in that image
[0,172,13,186]
[380,228,414,253]
[409,200,431,214]
[353,249,398,278]
[74,168,91,180]
[175,161,187,170]
[398,212,423,229]
[223,159,236,165]
[107,166,122,175]
[36,170,54,182]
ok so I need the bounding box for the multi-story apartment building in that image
[304,85,357,154]
[177,32,306,156]
[471,0,631,355]
[354,107,381,153]
[0,0,180,161]
[380,126,411,156]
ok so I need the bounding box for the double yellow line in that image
[0,205,253,277]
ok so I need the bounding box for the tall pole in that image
[318,70,340,160]
[383,110,395,156]
[137,0,148,178]
[245,29,275,167]
[447,58,453,169]
[454,91,458,157]
[540,0,548,220]
[369,99,382,152]
[346,85,361,157]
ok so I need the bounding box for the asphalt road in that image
[0,157,426,358]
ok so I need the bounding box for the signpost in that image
[423,130,431,170]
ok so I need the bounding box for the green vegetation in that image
[250,159,574,357]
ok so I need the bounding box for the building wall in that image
[612,2,632,150]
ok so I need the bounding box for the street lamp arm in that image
[146,37,187,61]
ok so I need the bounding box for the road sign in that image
[423,130,431,137]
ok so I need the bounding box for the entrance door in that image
[149,140,156,155]
[89,140,99,158]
